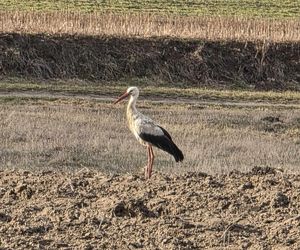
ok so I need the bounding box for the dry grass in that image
[0,97,299,175]
[1,11,300,42]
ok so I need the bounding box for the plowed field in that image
[1,166,299,249]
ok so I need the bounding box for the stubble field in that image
[0,91,299,174]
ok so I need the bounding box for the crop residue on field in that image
[0,166,299,249]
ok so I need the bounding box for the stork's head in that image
[114,86,139,104]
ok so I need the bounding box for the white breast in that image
[128,111,163,146]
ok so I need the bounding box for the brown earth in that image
[1,166,300,249]
[0,33,299,91]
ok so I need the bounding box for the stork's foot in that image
[144,165,149,180]
[144,166,152,180]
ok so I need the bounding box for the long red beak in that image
[113,91,130,104]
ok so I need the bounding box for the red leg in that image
[147,145,154,179]
[145,145,151,179]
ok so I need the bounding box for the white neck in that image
[127,95,138,113]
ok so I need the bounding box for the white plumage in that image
[114,86,184,179]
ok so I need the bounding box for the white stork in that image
[114,86,184,179]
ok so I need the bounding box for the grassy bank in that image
[1,34,299,91]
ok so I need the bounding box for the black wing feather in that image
[139,128,184,162]
[158,126,173,141]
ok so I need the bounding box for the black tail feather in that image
[170,141,184,162]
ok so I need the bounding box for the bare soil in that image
[1,166,300,249]
[1,90,299,109]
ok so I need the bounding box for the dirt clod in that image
[239,181,254,190]
[0,212,12,222]
[272,192,290,208]
[262,116,282,123]
[251,166,276,175]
